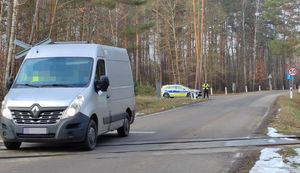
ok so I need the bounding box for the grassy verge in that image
[270,94,300,135]
[136,96,204,115]
[231,93,300,173]
[278,147,298,159]
[268,93,300,168]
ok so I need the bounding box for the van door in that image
[95,59,111,132]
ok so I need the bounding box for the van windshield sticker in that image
[31,72,40,82]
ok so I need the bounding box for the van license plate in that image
[23,128,48,134]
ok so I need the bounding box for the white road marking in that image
[137,106,184,119]
[130,131,156,134]
[233,152,242,158]
[268,139,276,143]
[136,112,145,116]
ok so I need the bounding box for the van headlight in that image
[62,95,84,119]
[1,100,12,119]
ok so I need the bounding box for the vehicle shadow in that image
[11,132,122,153]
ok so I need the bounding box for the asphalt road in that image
[0,91,286,173]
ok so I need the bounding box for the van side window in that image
[95,60,105,80]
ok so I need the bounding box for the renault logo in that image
[32,106,39,113]
[31,105,41,117]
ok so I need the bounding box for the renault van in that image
[0,43,135,150]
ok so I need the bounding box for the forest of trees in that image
[0,0,299,98]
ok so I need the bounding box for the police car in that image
[161,84,201,98]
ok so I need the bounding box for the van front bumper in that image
[0,112,89,143]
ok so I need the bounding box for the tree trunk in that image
[108,10,115,45]
[155,0,160,84]
[29,0,40,44]
[49,0,58,38]
[4,0,18,91]
[172,19,181,84]
[5,0,13,57]
[135,11,140,84]
[0,0,4,49]
[167,32,176,83]
[242,0,247,88]
[252,0,260,90]
[192,0,200,88]
[199,0,204,85]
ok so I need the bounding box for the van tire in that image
[4,141,21,150]
[117,113,130,137]
[81,119,98,151]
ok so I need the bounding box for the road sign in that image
[287,68,296,100]
[288,67,297,76]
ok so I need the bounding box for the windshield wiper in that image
[16,83,40,88]
[39,84,74,88]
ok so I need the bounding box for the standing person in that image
[202,80,210,99]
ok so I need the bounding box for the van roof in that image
[25,44,129,61]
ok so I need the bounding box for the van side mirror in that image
[6,77,14,90]
[95,76,110,92]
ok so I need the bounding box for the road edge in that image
[136,98,208,119]
[254,97,280,135]
[228,97,280,173]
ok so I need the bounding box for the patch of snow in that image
[286,148,300,171]
[136,112,145,116]
[250,148,300,173]
[233,152,242,158]
[250,148,289,173]
[267,127,291,138]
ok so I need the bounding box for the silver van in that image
[0,43,135,150]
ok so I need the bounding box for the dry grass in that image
[278,147,298,159]
[136,96,204,115]
[271,94,300,135]
[229,150,260,173]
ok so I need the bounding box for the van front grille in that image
[11,108,66,125]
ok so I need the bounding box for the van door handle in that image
[106,95,110,99]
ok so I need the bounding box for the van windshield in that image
[14,57,93,88]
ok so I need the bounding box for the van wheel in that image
[82,119,98,151]
[4,141,21,150]
[117,113,130,137]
